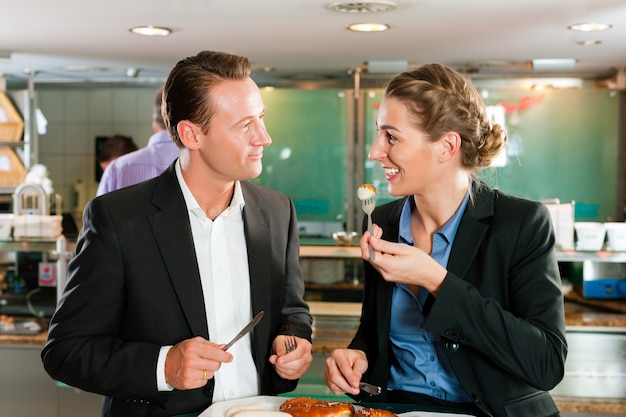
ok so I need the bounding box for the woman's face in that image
[370,97,440,197]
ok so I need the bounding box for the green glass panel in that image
[481,89,620,221]
[256,89,348,223]
[364,88,621,221]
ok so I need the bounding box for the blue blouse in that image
[388,191,472,403]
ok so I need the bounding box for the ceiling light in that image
[126,68,139,78]
[348,23,389,32]
[567,22,612,32]
[532,59,576,70]
[328,1,397,13]
[366,60,409,73]
[129,26,172,36]
[63,66,118,73]
[577,40,602,46]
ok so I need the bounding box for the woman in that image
[323,63,567,417]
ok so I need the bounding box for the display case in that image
[557,250,626,300]
[0,236,74,319]
[300,245,363,303]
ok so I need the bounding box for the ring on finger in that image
[203,370,207,380]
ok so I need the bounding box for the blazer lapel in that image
[447,184,495,279]
[240,183,272,315]
[239,182,272,371]
[375,199,404,339]
[149,165,209,338]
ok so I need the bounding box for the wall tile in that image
[64,90,89,123]
[113,90,137,123]
[87,90,113,123]
[37,91,64,123]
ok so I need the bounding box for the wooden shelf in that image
[300,245,360,258]
[305,282,363,291]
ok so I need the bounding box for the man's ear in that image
[177,120,201,150]
[439,131,461,162]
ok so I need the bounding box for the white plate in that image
[199,396,286,417]
[199,395,475,417]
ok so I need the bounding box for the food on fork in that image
[354,408,398,417]
[357,184,377,200]
[357,183,377,260]
[279,397,354,417]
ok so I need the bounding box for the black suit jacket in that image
[350,183,567,417]
[42,163,312,417]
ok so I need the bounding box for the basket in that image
[0,92,24,142]
[0,146,26,185]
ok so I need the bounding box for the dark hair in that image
[385,63,507,170]
[153,86,166,130]
[162,51,251,147]
[97,134,138,163]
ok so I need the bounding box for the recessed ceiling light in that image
[577,40,602,46]
[328,1,397,13]
[366,60,409,73]
[532,58,576,70]
[567,22,612,32]
[63,66,118,73]
[348,22,389,32]
[129,26,172,36]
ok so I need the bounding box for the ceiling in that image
[1,0,626,89]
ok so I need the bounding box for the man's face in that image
[196,77,272,182]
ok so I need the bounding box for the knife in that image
[222,311,264,351]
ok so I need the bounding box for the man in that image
[42,51,313,417]
[96,134,138,172]
[96,87,179,196]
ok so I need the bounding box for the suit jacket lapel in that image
[375,199,404,339]
[149,165,209,338]
[240,182,272,315]
[239,182,272,371]
[448,184,495,279]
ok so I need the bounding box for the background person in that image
[323,63,567,417]
[42,50,313,417]
[97,87,179,196]
[96,133,138,172]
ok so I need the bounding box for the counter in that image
[307,298,626,415]
[2,300,625,415]
[2,285,625,415]
[0,331,46,346]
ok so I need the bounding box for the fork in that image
[284,335,297,354]
[361,196,376,260]
[359,382,382,395]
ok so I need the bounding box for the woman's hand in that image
[361,224,447,296]
[323,348,368,396]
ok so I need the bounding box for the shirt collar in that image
[398,187,471,245]
[175,160,245,218]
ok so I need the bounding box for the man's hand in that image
[165,336,233,390]
[268,335,313,380]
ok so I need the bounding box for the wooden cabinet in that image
[0,90,34,199]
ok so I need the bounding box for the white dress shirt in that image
[156,161,258,402]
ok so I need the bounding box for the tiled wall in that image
[35,86,158,222]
